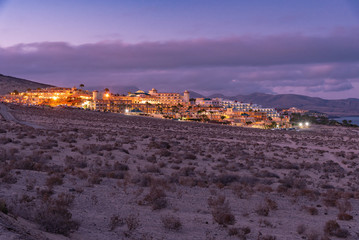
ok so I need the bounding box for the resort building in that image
[0,86,291,128]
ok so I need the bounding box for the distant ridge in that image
[0,74,53,95]
[206,92,359,117]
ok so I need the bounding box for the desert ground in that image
[0,103,359,240]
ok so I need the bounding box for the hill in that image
[206,92,359,117]
[0,74,53,95]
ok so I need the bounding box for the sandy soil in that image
[0,104,358,240]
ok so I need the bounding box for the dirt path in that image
[0,103,45,129]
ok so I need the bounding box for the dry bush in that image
[304,206,319,215]
[64,155,88,169]
[54,193,75,207]
[259,219,274,228]
[278,175,306,190]
[256,205,270,217]
[322,190,342,207]
[72,169,88,179]
[158,149,171,157]
[324,220,349,238]
[336,199,352,213]
[12,158,43,171]
[305,230,320,240]
[208,195,235,226]
[184,153,196,160]
[228,227,250,239]
[0,199,8,214]
[338,213,353,221]
[142,187,167,210]
[36,198,79,236]
[1,171,17,184]
[125,214,140,232]
[109,214,124,231]
[214,174,239,186]
[113,162,129,171]
[257,234,276,240]
[37,187,54,202]
[39,139,58,149]
[46,175,64,188]
[142,164,161,174]
[131,174,152,187]
[88,173,102,185]
[297,224,306,235]
[161,215,182,231]
[256,198,278,216]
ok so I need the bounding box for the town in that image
[0,86,303,129]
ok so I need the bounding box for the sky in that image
[0,0,359,98]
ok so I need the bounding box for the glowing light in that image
[52,96,58,100]
[125,109,129,113]
[105,93,110,98]
[299,122,303,127]
[305,122,309,126]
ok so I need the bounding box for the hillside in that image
[207,92,359,117]
[0,105,358,239]
[0,74,53,95]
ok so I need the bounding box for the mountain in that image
[189,91,205,98]
[0,74,53,95]
[207,92,359,117]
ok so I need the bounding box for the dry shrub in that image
[214,174,239,186]
[305,206,319,215]
[184,153,196,160]
[228,227,250,239]
[55,193,75,207]
[113,162,129,171]
[324,220,349,238]
[74,170,88,179]
[158,149,171,157]
[208,195,235,226]
[258,235,276,240]
[142,187,167,210]
[109,214,124,231]
[256,205,270,217]
[336,200,352,213]
[36,204,79,236]
[161,215,182,231]
[88,173,102,185]
[256,198,278,216]
[131,174,152,187]
[46,175,63,188]
[37,188,54,202]
[306,230,320,240]
[0,199,8,214]
[297,224,306,235]
[322,190,341,207]
[1,171,17,184]
[338,213,353,221]
[125,214,140,232]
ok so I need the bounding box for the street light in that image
[305,122,309,127]
[299,122,303,127]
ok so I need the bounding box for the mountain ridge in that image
[0,74,53,95]
[205,92,359,117]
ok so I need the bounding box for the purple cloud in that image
[1,31,359,98]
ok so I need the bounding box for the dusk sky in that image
[1,0,359,98]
